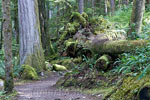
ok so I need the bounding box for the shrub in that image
[113,43,150,78]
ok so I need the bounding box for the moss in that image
[64,40,78,57]
[89,16,112,34]
[53,64,67,71]
[49,41,55,55]
[70,12,87,27]
[59,31,68,42]
[50,57,82,70]
[66,23,76,34]
[110,76,150,100]
[91,40,148,54]
[23,45,46,73]
[81,12,88,20]
[95,54,111,71]
[21,65,38,80]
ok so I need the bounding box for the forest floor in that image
[15,72,101,100]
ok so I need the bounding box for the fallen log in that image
[53,64,67,71]
[89,40,148,54]
[95,54,112,71]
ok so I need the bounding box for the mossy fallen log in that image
[109,76,150,100]
[95,54,112,71]
[89,40,148,54]
[53,64,67,71]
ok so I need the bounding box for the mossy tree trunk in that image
[2,0,14,93]
[127,0,145,39]
[79,0,84,14]
[38,0,50,56]
[18,0,45,73]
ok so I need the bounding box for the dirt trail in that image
[15,72,101,100]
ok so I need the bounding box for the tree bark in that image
[109,0,115,15]
[104,0,108,15]
[12,0,19,44]
[79,0,84,14]
[2,0,14,93]
[18,0,45,73]
[38,0,50,55]
[127,0,145,39]
[0,21,3,49]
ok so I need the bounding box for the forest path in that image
[15,72,101,100]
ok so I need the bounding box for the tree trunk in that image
[122,0,129,5]
[2,0,14,93]
[109,0,115,15]
[127,0,145,39]
[18,0,46,73]
[79,0,84,14]
[12,0,19,44]
[38,0,50,56]
[0,21,3,49]
[104,0,108,15]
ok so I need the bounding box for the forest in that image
[0,0,150,100]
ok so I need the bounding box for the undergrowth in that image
[0,40,21,79]
[0,90,17,100]
[113,43,150,79]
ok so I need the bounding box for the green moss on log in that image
[110,76,150,100]
[53,64,67,71]
[95,54,111,71]
[90,40,148,54]
[21,65,38,80]
[70,12,87,27]
[81,12,88,20]
[89,16,112,34]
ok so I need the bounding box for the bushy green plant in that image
[0,48,21,79]
[113,43,150,78]
[105,5,132,30]
[0,90,17,100]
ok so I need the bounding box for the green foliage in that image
[113,43,150,78]
[70,55,98,75]
[89,16,112,34]
[0,90,17,100]
[0,49,21,79]
[105,5,132,30]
